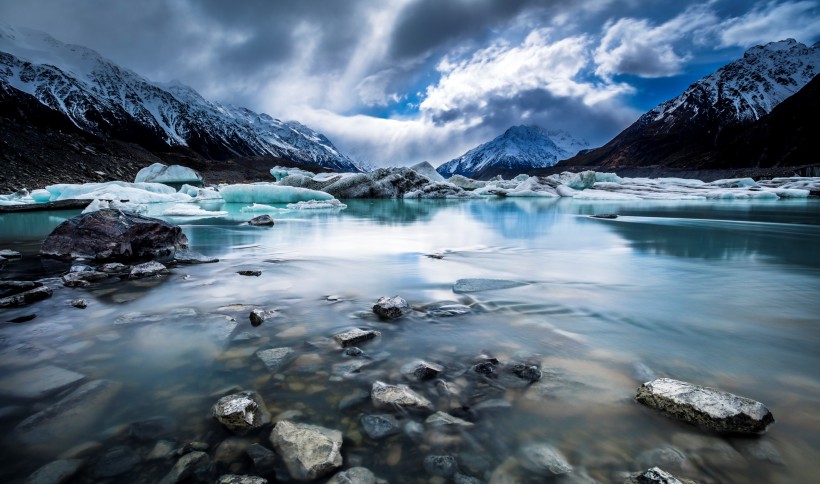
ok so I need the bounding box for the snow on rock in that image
[286,200,348,210]
[134,163,203,185]
[409,161,445,182]
[220,184,334,204]
[162,204,228,217]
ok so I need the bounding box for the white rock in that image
[212,391,271,434]
[269,420,343,481]
[371,381,434,412]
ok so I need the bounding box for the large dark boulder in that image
[40,209,188,261]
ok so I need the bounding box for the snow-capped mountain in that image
[0,24,359,172]
[436,125,589,179]
[562,39,819,170]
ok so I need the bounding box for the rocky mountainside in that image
[0,23,359,189]
[436,125,588,179]
[560,39,819,171]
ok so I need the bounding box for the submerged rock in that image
[256,347,296,371]
[636,378,774,433]
[246,443,278,475]
[425,411,474,428]
[40,209,188,261]
[94,446,141,478]
[360,414,401,440]
[62,271,109,287]
[453,278,527,293]
[510,363,542,382]
[333,328,381,347]
[173,249,218,264]
[371,381,434,412]
[129,416,175,442]
[238,270,262,277]
[269,420,343,481]
[0,285,53,308]
[519,443,573,476]
[622,466,697,484]
[217,476,268,484]
[130,261,169,279]
[372,296,409,319]
[424,455,459,477]
[25,459,83,484]
[0,365,86,400]
[401,359,443,381]
[327,467,378,484]
[590,214,618,219]
[212,391,272,434]
[0,249,22,258]
[247,215,275,227]
[71,299,88,309]
[249,309,276,326]
[158,451,212,484]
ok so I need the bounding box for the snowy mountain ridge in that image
[646,39,819,129]
[0,24,360,172]
[436,125,589,178]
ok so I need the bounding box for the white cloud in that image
[594,4,718,78]
[420,29,633,120]
[718,1,820,47]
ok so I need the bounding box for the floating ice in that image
[403,181,479,199]
[240,203,280,212]
[286,199,348,210]
[134,163,203,184]
[82,199,147,214]
[30,189,52,203]
[453,278,528,293]
[270,166,315,181]
[162,204,228,217]
[220,183,334,204]
[46,181,189,204]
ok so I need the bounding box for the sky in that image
[1,0,819,167]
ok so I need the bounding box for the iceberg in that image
[30,189,52,203]
[45,182,192,203]
[220,183,334,204]
[447,175,486,190]
[134,163,203,185]
[162,204,228,217]
[286,199,348,210]
[270,166,316,181]
[240,203,280,212]
[82,199,147,214]
[404,181,479,199]
[409,161,445,182]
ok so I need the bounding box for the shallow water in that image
[1,198,819,483]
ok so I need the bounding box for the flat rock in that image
[519,443,573,476]
[328,467,377,484]
[453,278,527,293]
[372,296,409,319]
[590,214,618,219]
[333,328,381,347]
[94,446,140,478]
[371,381,434,412]
[218,476,268,484]
[0,286,53,308]
[100,262,129,273]
[25,459,83,484]
[130,261,168,278]
[256,347,296,371]
[174,249,218,264]
[212,391,271,434]
[401,359,443,381]
[14,380,121,448]
[360,414,401,440]
[247,215,274,226]
[246,443,278,475]
[636,378,774,434]
[269,420,343,481]
[158,451,212,484]
[0,365,86,399]
[129,416,175,442]
[40,209,188,261]
[425,411,474,428]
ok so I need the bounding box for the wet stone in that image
[249,309,276,326]
[256,347,296,371]
[372,295,409,319]
[130,261,168,279]
[247,215,274,226]
[238,270,262,277]
[7,313,36,323]
[333,328,381,347]
[733,439,784,465]
[158,451,212,484]
[424,455,459,477]
[246,443,278,475]
[519,443,573,476]
[100,262,129,273]
[636,378,775,434]
[343,347,364,357]
[371,381,434,412]
[360,414,401,440]
[332,359,371,378]
[215,437,251,464]
[590,214,618,219]
[94,446,140,478]
[148,440,176,460]
[401,359,444,381]
[269,420,343,481]
[425,411,475,428]
[174,249,218,264]
[217,475,268,484]
[623,467,696,484]
[510,363,542,382]
[212,391,272,434]
[0,365,86,400]
[0,285,53,308]
[70,299,88,309]
[338,388,370,410]
[427,303,471,317]
[328,466,378,484]
[129,416,175,442]
[636,446,688,472]
[453,278,527,293]
[472,359,498,376]
[454,473,483,484]
[26,459,83,484]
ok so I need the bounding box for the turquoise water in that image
[1,198,819,482]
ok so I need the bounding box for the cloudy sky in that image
[1,0,818,166]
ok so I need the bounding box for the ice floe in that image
[286,200,348,210]
[44,181,191,203]
[219,183,334,204]
[270,166,316,181]
[161,204,228,217]
[240,203,280,212]
[134,163,203,185]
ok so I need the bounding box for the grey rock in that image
[215,437,251,464]
[510,363,542,382]
[424,455,459,477]
[590,214,618,219]
[636,447,687,472]
[71,299,88,309]
[332,359,371,377]
[454,473,484,484]
[246,443,278,475]
[62,271,108,287]
[0,365,86,399]
[69,263,94,273]
[622,467,695,484]
[40,209,188,261]
[636,378,774,433]
[328,467,377,484]
[14,380,121,447]
[0,280,41,291]
[25,459,83,484]
[670,433,745,467]
[129,416,175,442]
[174,249,218,264]
[360,414,401,440]
[94,446,140,478]
[130,261,168,278]
[269,420,343,481]
[147,440,176,460]
[158,451,212,484]
[425,411,474,428]
[238,270,262,276]
[520,443,573,476]
[372,295,409,319]
[333,328,381,347]
[256,347,296,371]
[343,347,364,357]
[212,391,272,434]
[249,309,276,326]
[401,359,443,381]
[218,475,268,484]
[371,381,434,412]
[0,285,53,308]
[248,215,275,226]
[100,262,129,273]
[0,249,22,258]
[453,278,527,293]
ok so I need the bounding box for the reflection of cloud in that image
[469,198,560,240]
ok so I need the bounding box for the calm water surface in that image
[1,198,819,483]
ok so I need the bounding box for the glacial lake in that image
[1,197,819,483]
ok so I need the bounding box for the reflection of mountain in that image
[342,199,445,225]
[468,198,560,239]
[608,217,820,268]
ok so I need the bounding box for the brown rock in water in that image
[40,209,188,261]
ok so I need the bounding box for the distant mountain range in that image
[0,24,359,190]
[436,125,589,179]
[559,39,819,173]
